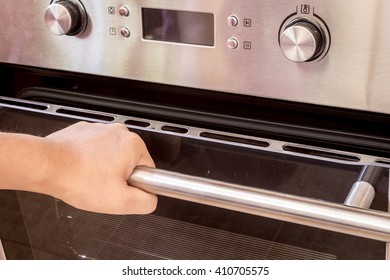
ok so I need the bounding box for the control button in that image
[227,37,239,49]
[227,15,239,27]
[120,27,131,38]
[119,6,130,17]
[109,27,116,35]
[279,20,324,63]
[44,0,88,36]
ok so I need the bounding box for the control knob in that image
[279,20,324,63]
[44,0,88,36]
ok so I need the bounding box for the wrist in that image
[39,137,77,199]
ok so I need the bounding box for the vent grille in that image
[0,96,388,167]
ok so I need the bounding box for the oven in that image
[1,0,390,260]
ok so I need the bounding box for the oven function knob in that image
[44,0,88,36]
[279,20,324,63]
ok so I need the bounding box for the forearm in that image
[0,132,51,193]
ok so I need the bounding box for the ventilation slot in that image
[200,132,270,148]
[283,145,361,162]
[376,159,390,166]
[161,125,189,134]
[56,109,115,122]
[0,99,48,110]
[125,119,151,128]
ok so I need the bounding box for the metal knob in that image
[279,21,323,63]
[44,0,87,36]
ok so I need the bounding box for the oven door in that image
[0,95,389,260]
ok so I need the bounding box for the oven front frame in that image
[0,97,390,259]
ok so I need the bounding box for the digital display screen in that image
[142,8,214,46]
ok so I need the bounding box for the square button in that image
[109,27,116,35]
[243,41,252,50]
[108,7,115,15]
[243,19,252,27]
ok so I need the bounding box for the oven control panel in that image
[1,0,390,115]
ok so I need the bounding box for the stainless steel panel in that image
[1,1,390,114]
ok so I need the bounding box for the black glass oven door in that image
[0,98,389,260]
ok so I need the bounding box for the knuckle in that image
[111,122,128,130]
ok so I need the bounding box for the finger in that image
[127,132,156,168]
[118,184,158,214]
[138,148,156,168]
[67,184,158,215]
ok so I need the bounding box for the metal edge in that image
[0,96,388,168]
[0,238,6,260]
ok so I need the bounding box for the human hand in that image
[43,121,157,215]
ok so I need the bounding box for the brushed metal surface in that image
[344,181,375,208]
[280,22,323,62]
[45,3,74,35]
[129,166,390,243]
[1,0,390,114]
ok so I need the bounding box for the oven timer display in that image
[142,8,215,47]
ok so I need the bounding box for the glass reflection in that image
[142,8,214,46]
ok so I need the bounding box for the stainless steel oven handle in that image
[129,166,390,243]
